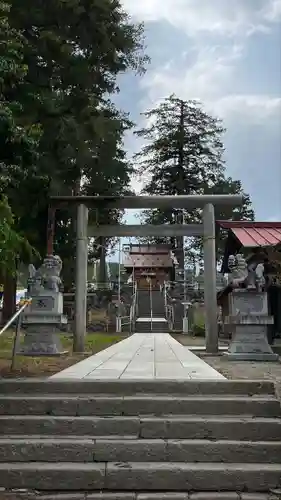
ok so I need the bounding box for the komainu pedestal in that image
[224,289,278,361]
[21,255,68,356]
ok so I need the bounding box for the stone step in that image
[3,494,280,500]
[1,437,281,463]
[0,415,280,440]
[0,462,280,491]
[0,379,275,396]
[134,321,170,333]
[0,395,279,417]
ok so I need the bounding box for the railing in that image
[0,298,32,371]
[163,282,175,331]
[149,280,153,332]
[164,276,226,294]
[162,281,173,330]
[166,304,174,331]
[116,281,138,334]
[129,281,138,332]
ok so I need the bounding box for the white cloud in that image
[140,44,243,104]
[139,44,281,124]
[263,0,281,21]
[120,0,280,221]
[122,0,279,37]
[214,95,281,123]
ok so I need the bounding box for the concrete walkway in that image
[51,333,225,380]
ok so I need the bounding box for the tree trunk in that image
[2,273,17,322]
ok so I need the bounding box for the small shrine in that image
[217,221,281,361]
[123,244,177,289]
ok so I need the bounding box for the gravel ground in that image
[204,355,281,399]
[173,334,281,399]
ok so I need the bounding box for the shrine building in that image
[123,244,177,288]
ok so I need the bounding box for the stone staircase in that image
[137,289,166,318]
[136,289,152,318]
[151,289,166,318]
[135,319,169,333]
[0,379,281,498]
[136,288,169,333]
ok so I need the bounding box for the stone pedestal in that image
[21,291,68,356]
[224,289,278,361]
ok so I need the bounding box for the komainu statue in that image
[28,255,63,295]
[228,253,248,288]
[227,253,265,291]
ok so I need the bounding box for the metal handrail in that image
[163,278,225,293]
[0,299,31,336]
[163,282,175,331]
[129,281,138,333]
[116,281,137,334]
[163,281,169,320]
[149,280,153,332]
[0,298,32,372]
[167,304,175,330]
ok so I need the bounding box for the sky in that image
[110,0,281,260]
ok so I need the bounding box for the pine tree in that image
[135,95,254,264]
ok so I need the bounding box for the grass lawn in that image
[0,330,126,378]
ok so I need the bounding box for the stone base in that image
[20,350,69,357]
[20,328,68,357]
[225,326,279,362]
[224,352,279,361]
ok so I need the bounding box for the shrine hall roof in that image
[217,221,281,248]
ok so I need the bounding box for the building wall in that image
[123,245,176,288]
[127,267,171,288]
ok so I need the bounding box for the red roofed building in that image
[123,244,177,288]
[217,221,281,274]
[217,220,281,340]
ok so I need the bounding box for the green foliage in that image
[0,195,38,273]
[0,2,40,271]
[0,0,40,181]
[135,95,254,262]
[7,0,148,187]
[1,0,148,282]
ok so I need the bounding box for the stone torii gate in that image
[50,194,243,353]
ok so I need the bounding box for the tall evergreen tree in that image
[1,0,149,321]
[135,95,254,265]
[0,1,41,316]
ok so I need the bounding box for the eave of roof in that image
[216,221,281,248]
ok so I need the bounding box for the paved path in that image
[51,333,225,380]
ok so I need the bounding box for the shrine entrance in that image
[49,194,243,353]
[139,274,156,289]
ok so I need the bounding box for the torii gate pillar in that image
[203,203,218,353]
[74,204,88,352]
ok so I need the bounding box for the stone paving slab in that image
[136,318,167,322]
[51,334,225,380]
[1,493,280,500]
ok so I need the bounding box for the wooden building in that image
[123,244,177,288]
